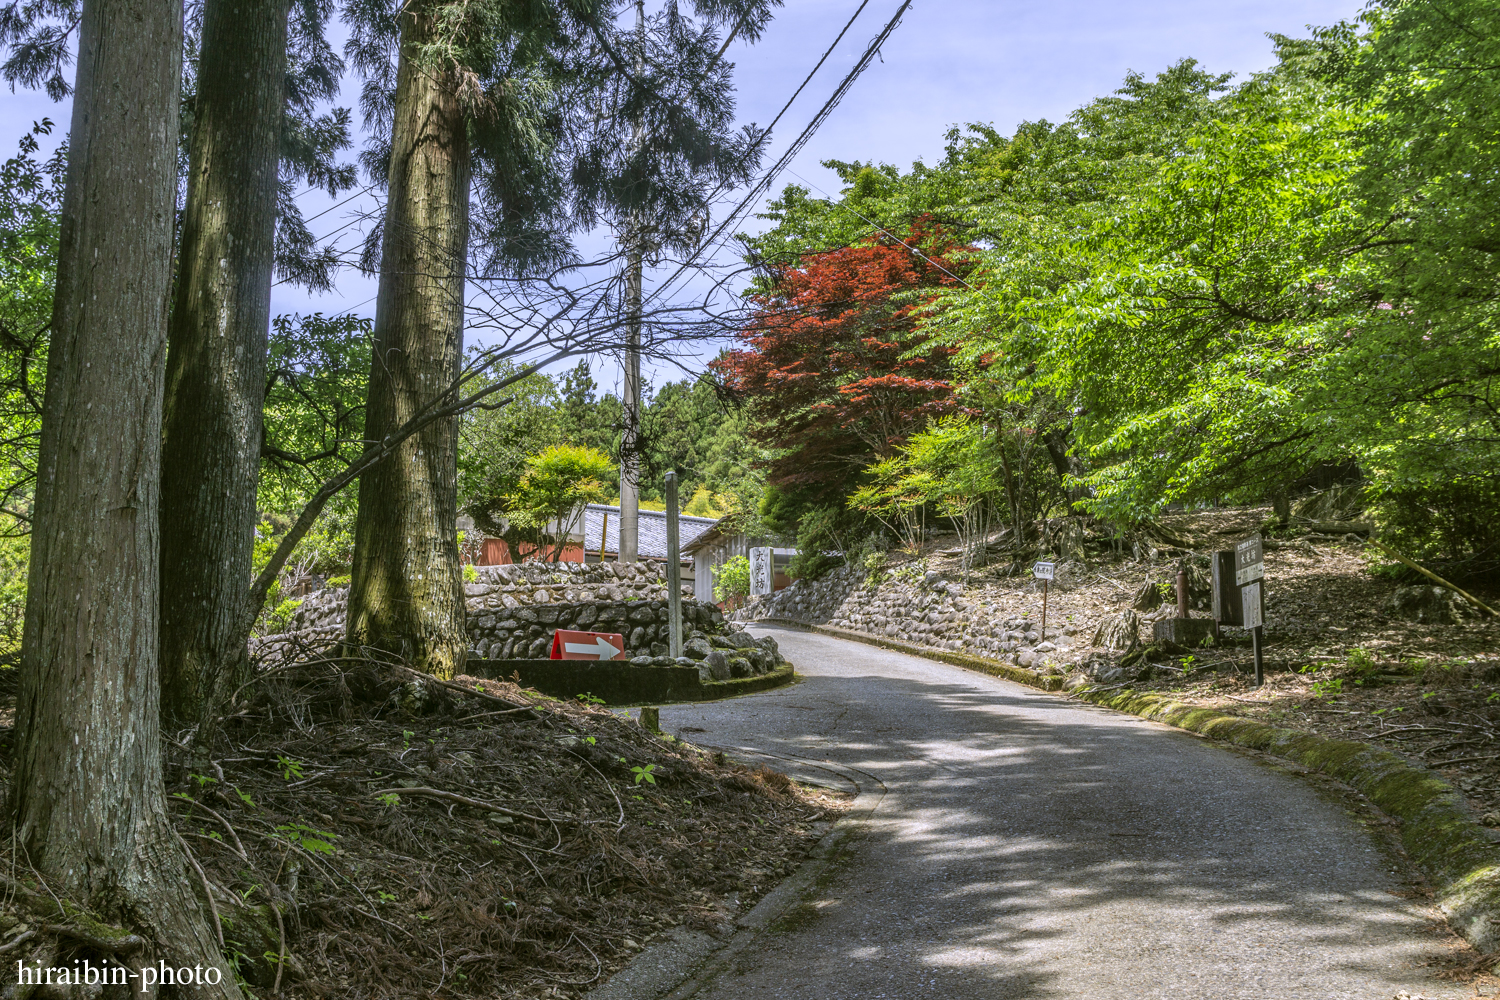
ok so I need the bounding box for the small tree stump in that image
[1130,581,1162,612]
[1092,610,1141,652]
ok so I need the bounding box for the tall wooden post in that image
[665,470,683,659]
[1041,579,1048,640]
[616,0,646,565]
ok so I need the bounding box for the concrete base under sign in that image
[461,658,795,705]
[1152,617,1218,649]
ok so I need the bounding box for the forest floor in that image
[0,660,847,1000]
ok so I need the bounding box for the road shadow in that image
[663,625,1463,999]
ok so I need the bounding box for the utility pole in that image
[617,0,646,564]
[665,470,683,658]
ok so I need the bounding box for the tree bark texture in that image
[158,0,289,729]
[9,0,242,991]
[345,2,470,679]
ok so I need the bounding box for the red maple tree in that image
[716,222,969,501]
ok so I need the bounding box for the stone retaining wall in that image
[736,562,1088,672]
[260,558,788,681]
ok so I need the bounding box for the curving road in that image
[653,624,1466,1000]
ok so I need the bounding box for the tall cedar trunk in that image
[345,1,470,678]
[158,0,289,729]
[9,0,243,990]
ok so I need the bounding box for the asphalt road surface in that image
[654,624,1468,1000]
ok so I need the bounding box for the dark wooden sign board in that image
[1209,534,1269,686]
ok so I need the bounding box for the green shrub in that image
[713,555,751,603]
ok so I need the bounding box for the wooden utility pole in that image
[617,0,646,564]
[619,253,641,563]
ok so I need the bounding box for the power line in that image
[299,184,376,226]
[760,0,877,142]
[645,0,916,310]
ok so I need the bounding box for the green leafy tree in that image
[923,56,1362,523]
[501,445,616,562]
[0,123,62,654]
[849,416,1000,578]
[458,362,563,535]
[259,313,374,517]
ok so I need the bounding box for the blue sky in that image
[3,0,1366,392]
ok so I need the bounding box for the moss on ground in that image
[1074,685,1500,951]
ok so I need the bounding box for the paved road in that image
[655,625,1467,1000]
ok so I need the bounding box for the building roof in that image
[681,519,798,558]
[580,504,718,561]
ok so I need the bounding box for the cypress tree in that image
[343,0,774,675]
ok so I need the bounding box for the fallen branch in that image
[368,787,549,825]
[171,829,224,949]
[177,797,248,861]
[1429,754,1500,768]
[566,749,626,831]
[0,930,36,956]
[1367,539,1498,617]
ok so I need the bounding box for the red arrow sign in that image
[550,630,626,661]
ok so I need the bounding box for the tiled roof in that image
[579,504,718,560]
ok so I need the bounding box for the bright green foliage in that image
[458,360,567,537]
[0,123,63,652]
[849,417,1000,577]
[745,42,1500,578]
[0,121,63,541]
[712,554,751,602]
[500,444,616,561]
[261,313,373,517]
[848,458,933,554]
[1320,3,1500,571]
[248,313,374,592]
[682,486,724,518]
[912,40,1493,572]
[458,360,761,535]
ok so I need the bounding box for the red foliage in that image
[715,222,968,498]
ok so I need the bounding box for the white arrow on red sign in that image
[564,635,621,659]
[550,629,627,660]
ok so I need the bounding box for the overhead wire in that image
[281,2,915,322]
[643,0,916,310]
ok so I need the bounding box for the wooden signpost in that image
[665,470,683,660]
[1235,535,1266,685]
[1034,561,1056,638]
